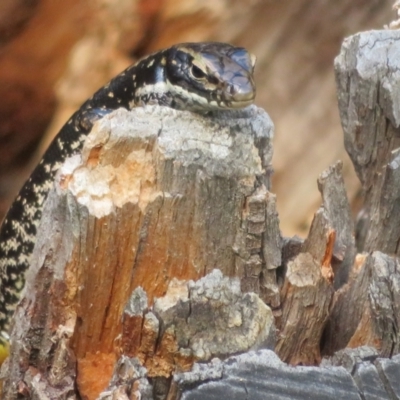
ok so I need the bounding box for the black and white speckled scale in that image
[0,42,256,347]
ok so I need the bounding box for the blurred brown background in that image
[0,0,394,237]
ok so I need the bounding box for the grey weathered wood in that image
[317,161,355,287]
[174,349,400,400]
[323,251,400,357]
[353,362,390,400]
[260,191,282,309]
[375,354,400,399]
[175,350,363,400]
[368,252,400,356]
[321,346,378,371]
[321,347,400,400]
[321,29,400,360]
[335,30,400,254]
[364,149,400,254]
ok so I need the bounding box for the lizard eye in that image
[190,65,206,79]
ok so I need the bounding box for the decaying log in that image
[0,105,277,399]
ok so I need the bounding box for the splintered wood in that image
[276,163,347,365]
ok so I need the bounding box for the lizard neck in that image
[84,50,174,112]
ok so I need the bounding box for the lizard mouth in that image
[221,76,256,108]
[228,92,256,108]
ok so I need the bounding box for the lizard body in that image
[0,42,256,356]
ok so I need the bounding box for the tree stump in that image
[0,105,277,399]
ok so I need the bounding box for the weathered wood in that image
[335,30,400,254]
[321,347,400,400]
[275,160,358,365]
[174,349,400,400]
[276,204,334,365]
[317,161,356,288]
[322,253,370,354]
[120,270,275,375]
[260,191,282,309]
[367,253,400,356]
[174,349,363,400]
[321,345,379,372]
[0,105,277,399]
[103,270,275,399]
[322,30,400,358]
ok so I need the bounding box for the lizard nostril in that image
[209,76,219,85]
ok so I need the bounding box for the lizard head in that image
[164,42,256,111]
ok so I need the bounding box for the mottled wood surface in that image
[1,105,277,399]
